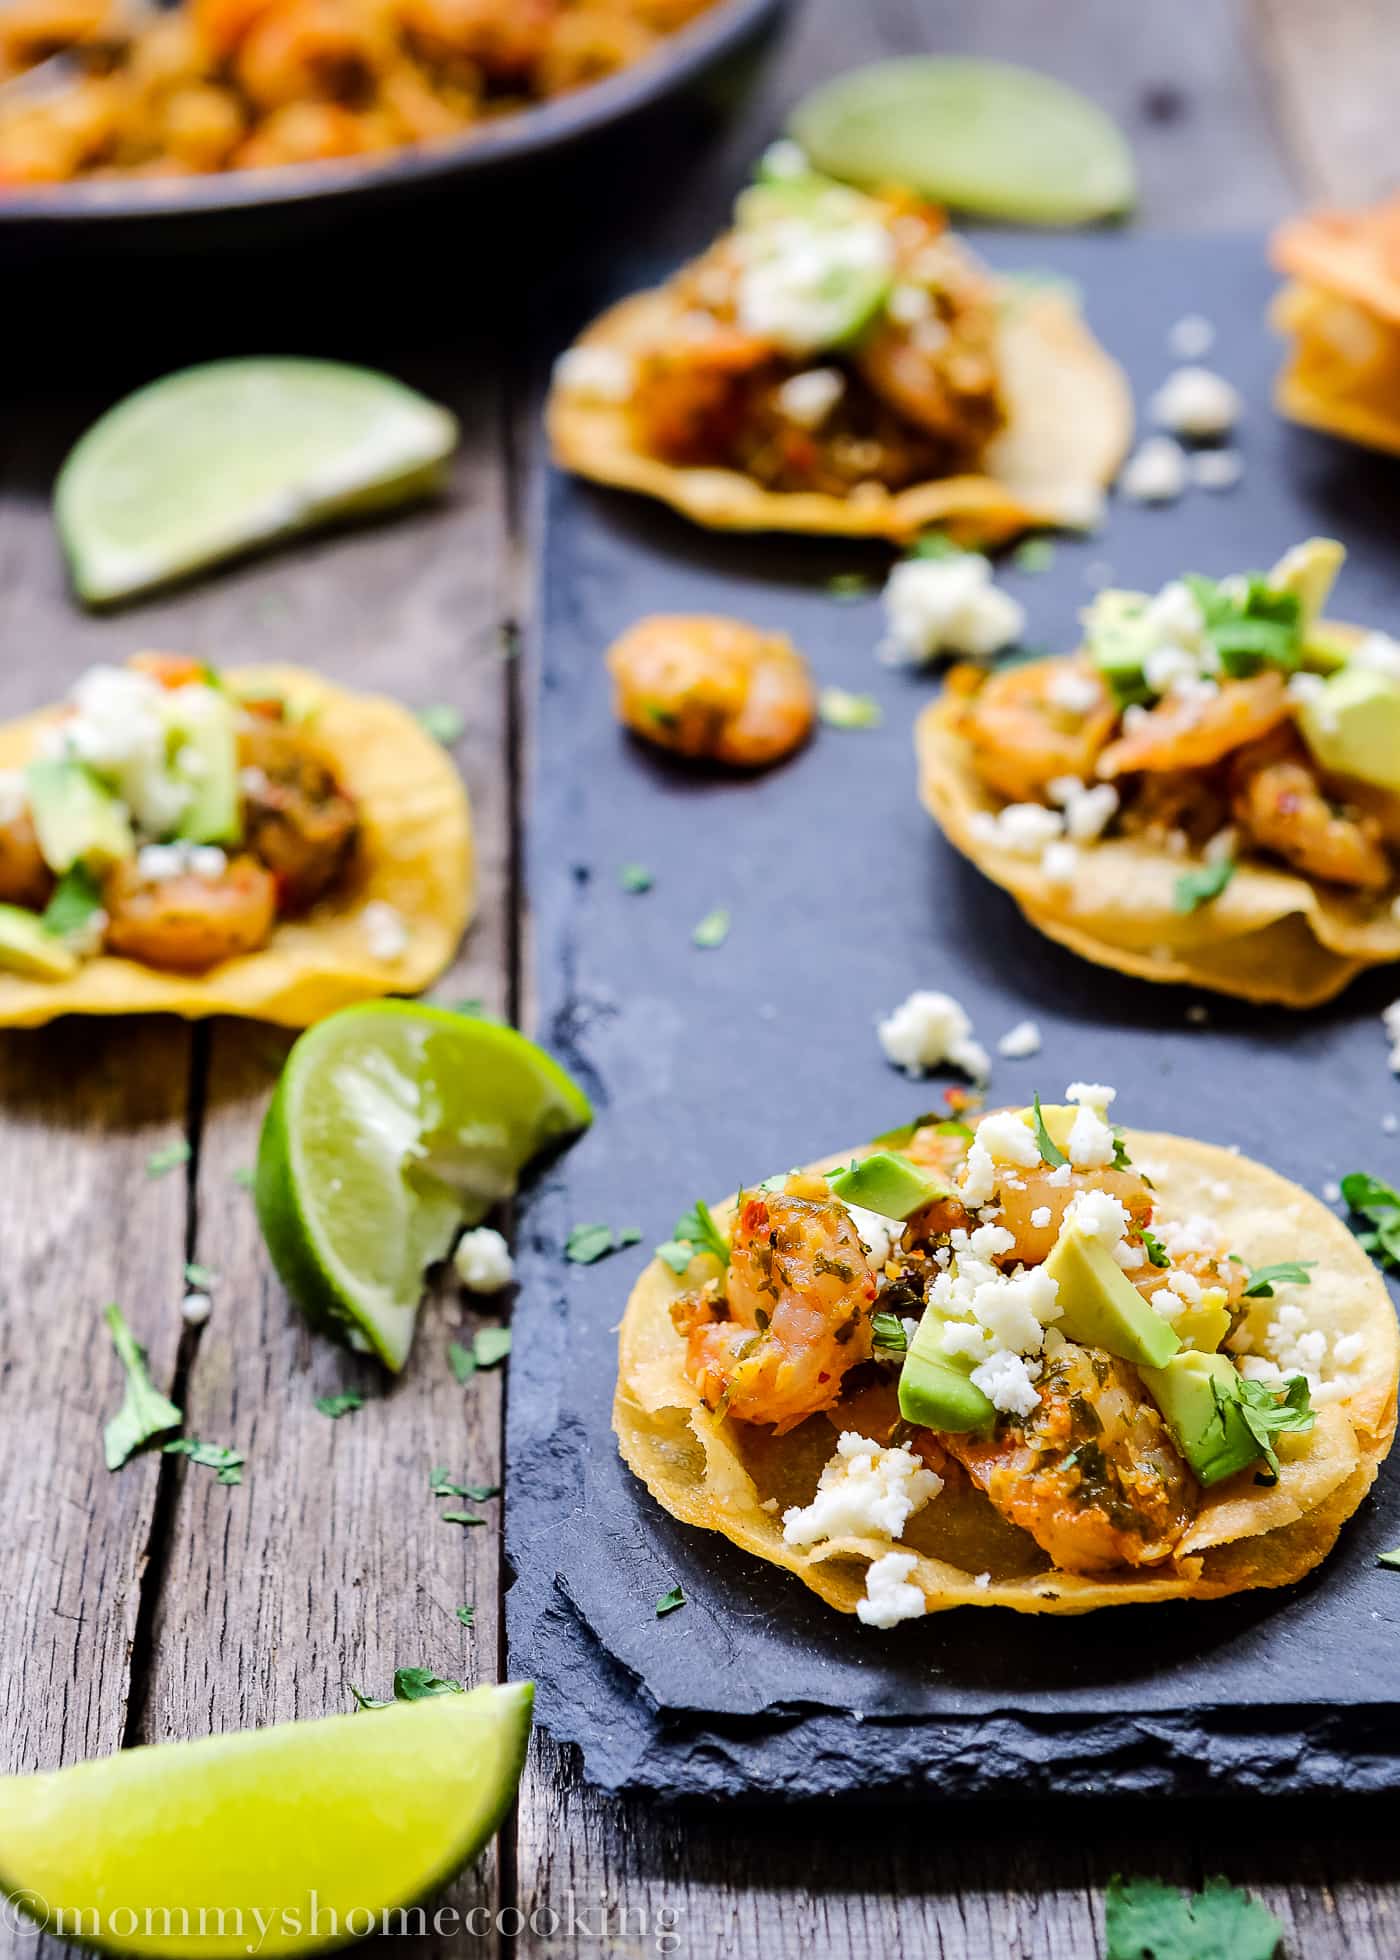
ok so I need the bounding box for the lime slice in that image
[0,1683,532,1957]
[255,1003,592,1371]
[55,359,459,607]
[790,58,1136,227]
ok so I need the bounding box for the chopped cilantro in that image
[352,1668,466,1711]
[472,1326,512,1369]
[232,1167,255,1190]
[1182,572,1303,680]
[103,1304,182,1471]
[1377,1548,1400,1571]
[692,907,730,949]
[1104,1874,1281,1960]
[826,572,874,600]
[1215,1372,1315,1486]
[417,704,465,745]
[1111,1129,1133,1172]
[1013,538,1055,574]
[456,1604,476,1627]
[619,863,653,893]
[440,1510,487,1527]
[871,1312,908,1353]
[1141,1230,1170,1269]
[1173,856,1235,914]
[146,1139,191,1179]
[163,1437,245,1484]
[656,1199,730,1275]
[1341,1170,1400,1270]
[1241,1260,1316,1299]
[42,864,103,940]
[183,1262,218,1289]
[655,1584,685,1617]
[448,1340,477,1384]
[909,532,961,560]
[1031,1093,1067,1169]
[315,1391,364,1420]
[431,1468,499,1501]
[819,687,882,730]
[448,997,506,1024]
[566,1222,641,1265]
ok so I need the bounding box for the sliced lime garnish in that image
[55,358,459,606]
[255,1002,591,1371]
[790,58,1136,227]
[0,1684,532,1957]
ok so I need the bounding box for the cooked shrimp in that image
[398,0,552,75]
[238,718,358,909]
[945,1342,1198,1572]
[676,1191,877,1433]
[993,1165,1155,1269]
[607,614,815,769]
[232,97,373,164]
[531,7,651,93]
[103,855,276,970]
[234,0,391,110]
[1097,671,1290,779]
[630,325,777,466]
[959,656,1118,805]
[1229,729,1391,889]
[0,811,55,911]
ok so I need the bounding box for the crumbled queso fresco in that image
[553,344,634,403]
[782,1432,942,1550]
[360,901,409,963]
[453,1226,514,1294]
[1149,366,1242,441]
[877,988,989,1081]
[880,553,1025,665]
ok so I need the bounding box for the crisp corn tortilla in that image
[1271,283,1400,458]
[0,665,472,1029]
[915,654,1400,1008]
[548,282,1131,545]
[614,1135,1397,1617]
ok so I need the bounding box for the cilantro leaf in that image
[1241,1260,1316,1299]
[1141,1229,1170,1269]
[1111,1129,1134,1172]
[871,1312,908,1353]
[826,572,874,599]
[392,1668,463,1701]
[448,1339,477,1384]
[315,1391,364,1420]
[42,864,103,940]
[1104,1874,1281,1960]
[184,1262,218,1289]
[163,1437,245,1484]
[103,1304,183,1471]
[1340,1170,1400,1271]
[619,863,653,893]
[1174,856,1236,914]
[232,1167,255,1190]
[909,532,961,560]
[656,1199,731,1275]
[417,704,464,745]
[565,1223,641,1265]
[441,1510,487,1527]
[1031,1094,1067,1169]
[430,1468,499,1500]
[447,997,506,1024]
[819,687,882,730]
[456,1603,476,1627]
[1182,572,1303,680]
[472,1327,511,1369]
[655,1584,686,1617]
[146,1139,191,1179]
[1013,538,1055,574]
[692,907,730,949]
[1218,1372,1316,1485]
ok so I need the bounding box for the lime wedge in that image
[55,359,459,607]
[0,1684,532,1957]
[255,1003,592,1371]
[790,58,1136,227]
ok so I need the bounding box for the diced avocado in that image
[1084,589,1154,704]
[165,686,241,845]
[0,904,79,980]
[26,760,133,874]
[898,1305,995,1434]
[829,1151,949,1221]
[1172,1285,1232,1354]
[1296,665,1400,793]
[1010,1102,1076,1157]
[1267,537,1345,631]
[1044,1220,1180,1369]
[1139,1349,1261,1486]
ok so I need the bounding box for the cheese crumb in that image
[775,367,845,429]
[1383,999,1400,1072]
[1030,1205,1052,1230]
[1120,436,1187,504]
[969,803,1064,857]
[1067,1188,1129,1243]
[361,901,409,963]
[972,1570,992,1591]
[553,344,634,402]
[180,1291,212,1326]
[1149,366,1241,440]
[997,1019,1042,1060]
[976,1111,1042,1169]
[971,1348,1042,1417]
[783,1433,942,1549]
[1168,314,1215,360]
[857,1551,927,1628]
[453,1226,514,1293]
[1192,449,1244,492]
[881,553,1025,664]
[878,989,989,1081]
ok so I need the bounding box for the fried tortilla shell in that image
[548,282,1131,545]
[0,664,472,1029]
[915,673,1400,1008]
[614,1135,1397,1617]
[1270,201,1400,454]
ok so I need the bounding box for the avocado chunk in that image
[1044,1219,1181,1370]
[829,1151,949,1221]
[1296,665,1400,793]
[0,904,79,980]
[1267,537,1345,631]
[1139,1349,1261,1486]
[165,686,241,846]
[898,1305,995,1434]
[26,759,133,874]
[1171,1286,1231,1354]
[1084,590,1155,704]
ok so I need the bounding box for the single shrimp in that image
[1229,729,1391,889]
[532,9,653,93]
[233,0,390,112]
[1097,671,1290,779]
[231,97,373,164]
[238,718,358,909]
[607,614,815,769]
[959,656,1119,805]
[629,325,778,465]
[945,1342,1198,1573]
[677,1190,878,1433]
[0,811,55,911]
[103,855,276,970]
[992,1165,1155,1269]
[398,0,554,77]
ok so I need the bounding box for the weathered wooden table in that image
[5,1,1400,1954]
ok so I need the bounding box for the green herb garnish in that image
[826,572,874,600]
[103,1304,182,1471]
[456,1604,475,1627]
[909,532,962,561]
[146,1139,191,1179]
[448,997,506,1024]
[417,704,465,745]
[315,1391,364,1420]
[1031,1093,1067,1169]
[183,1262,217,1289]
[163,1437,245,1484]
[692,907,731,949]
[1341,1170,1400,1270]
[350,1668,465,1710]
[566,1222,642,1265]
[1241,1260,1316,1299]
[871,1312,909,1353]
[448,1340,476,1384]
[1173,855,1236,913]
[1104,1875,1281,1960]
[232,1167,255,1190]
[819,687,882,730]
[1111,1129,1133,1172]
[1140,1230,1170,1269]
[472,1327,512,1370]
[619,863,653,893]
[42,864,103,940]
[656,1199,731,1275]
[1214,1372,1315,1486]
[1013,538,1055,574]
[431,1468,499,1501]
[440,1510,487,1528]
[1183,572,1303,680]
[655,1584,686,1617]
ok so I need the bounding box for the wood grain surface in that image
[1,0,1395,1955]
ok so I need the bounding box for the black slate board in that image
[506,233,1400,1800]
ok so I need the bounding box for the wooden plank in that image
[129,352,516,1949]
[1252,0,1400,204]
